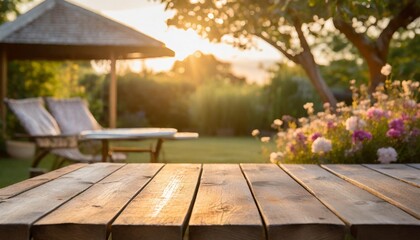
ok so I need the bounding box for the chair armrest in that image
[14,133,78,139]
[14,133,80,149]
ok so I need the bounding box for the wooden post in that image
[0,49,7,137]
[109,54,117,128]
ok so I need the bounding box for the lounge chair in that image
[45,97,198,162]
[4,98,104,177]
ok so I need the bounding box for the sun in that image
[165,28,213,61]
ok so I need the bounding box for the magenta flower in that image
[389,118,404,132]
[311,132,322,141]
[327,121,336,129]
[352,130,372,143]
[295,132,307,143]
[287,143,296,153]
[386,128,403,138]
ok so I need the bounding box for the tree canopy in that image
[160,0,419,103]
[0,0,29,24]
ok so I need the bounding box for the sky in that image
[26,0,283,83]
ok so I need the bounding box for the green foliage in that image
[116,72,195,129]
[389,34,420,81]
[160,0,328,53]
[189,82,263,135]
[78,72,106,124]
[8,61,62,98]
[321,60,369,87]
[0,0,29,24]
[262,65,322,122]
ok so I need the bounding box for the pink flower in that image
[366,107,389,120]
[295,132,306,143]
[287,143,296,153]
[387,128,403,138]
[327,121,336,129]
[311,133,322,141]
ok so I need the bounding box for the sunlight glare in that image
[73,0,282,83]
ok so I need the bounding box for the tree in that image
[159,0,419,104]
[332,0,420,92]
[159,0,342,105]
[0,0,29,24]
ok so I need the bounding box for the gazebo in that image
[0,0,174,133]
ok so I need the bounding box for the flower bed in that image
[255,64,420,164]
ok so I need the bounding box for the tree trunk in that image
[297,51,338,106]
[334,0,420,93]
[365,53,386,93]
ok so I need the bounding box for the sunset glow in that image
[27,0,282,83]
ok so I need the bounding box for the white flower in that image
[298,117,308,125]
[273,119,283,127]
[402,80,412,95]
[261,137,270,143]
[381,63,392,76]
[303,102,314,114]
[377,147,397,164]
[251,129,260,137]
[345,116,366,132]
[270,152,284,164]
[311,137,332,153]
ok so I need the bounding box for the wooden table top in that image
[0,163,419,240]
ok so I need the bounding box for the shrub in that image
[189,83,263,135]
[259,65,420,164]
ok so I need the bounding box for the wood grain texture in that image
[0,163,122,240]
[241,164,345,240]
[112,164,201,240]
[0,163,86,200]
[323,164,420,219]
[33,163,164,240]
[189,164,264,240]
[281,164,420,240]
[363,164,420,187]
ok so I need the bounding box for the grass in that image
[0,137,275,188]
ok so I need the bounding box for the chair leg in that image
[31,149,49,168]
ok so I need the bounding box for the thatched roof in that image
[0,0,174,60]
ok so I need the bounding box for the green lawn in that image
[0,137,275,188]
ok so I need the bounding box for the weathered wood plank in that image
[189,164,264,240]
[33,163,164,240]
[281,164,420,240]
[363,164,420,187]
[0,163,122,240]
[323,164,420,219]
[408,164,420,170]
[0,163,86,200]
[112,164,201,240]
[241,164,345,240]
